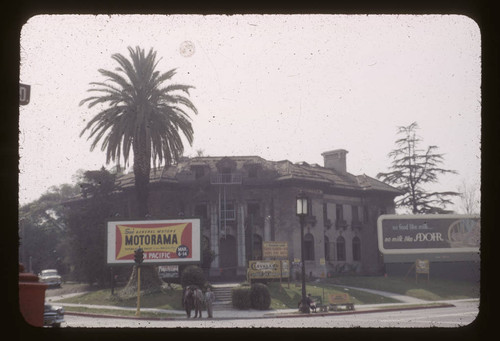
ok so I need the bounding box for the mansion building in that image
[84,149,401,279]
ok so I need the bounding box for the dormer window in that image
[191,166,205,179]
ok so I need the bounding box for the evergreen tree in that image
[377,122,459,214]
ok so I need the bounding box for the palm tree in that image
[80,46,198,217]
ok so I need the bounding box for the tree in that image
[377,122,459,214]
[18,184,80,275]
[65,168,117,285]
[457,179,480,214]
[79,46,198,218]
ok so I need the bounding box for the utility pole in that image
[134,248,144,317]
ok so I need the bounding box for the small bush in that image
[250,283,271,310]
[232,287,251,309]
[180,265,206,289]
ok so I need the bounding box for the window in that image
[324,236,331,261]
[336,204,344,222]
[304,233,315,260]
[323,203,328,226]
[221,201,235,221]
[335,204,346,228]
[363,206,369,223]
[246,233,262,261]
[352,237,361,261]
[336,236,346,261]
[247,203,260,217]
[352,205,359,222]
[252,234,262,260]
[191,166,205,179]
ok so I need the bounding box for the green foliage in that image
[377,122,459,214]
[65,168,118,285]
[79,46,198,217]
[250,283,271,310]
[201,237,215,270]
[19,183,80,275]
[232,287,251,310]
[180,265,206,289]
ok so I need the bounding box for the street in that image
[61,299,478,328]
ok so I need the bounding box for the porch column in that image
[264,202,272,241]
[237,204,247,273]
[210,204,219,270]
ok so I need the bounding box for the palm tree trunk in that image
[133,127,151,218]
[133,166,149,218]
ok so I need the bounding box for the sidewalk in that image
[47,287,475,320]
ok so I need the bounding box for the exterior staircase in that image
[212,283,238,310]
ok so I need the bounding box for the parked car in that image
[43,303,64,327]
[39,269,62,287]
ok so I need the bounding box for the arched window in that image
[304,233,315,260]
[352,236,361,261]
[336,236,346,261]
[252,234,263,260]
[246,233,263,261]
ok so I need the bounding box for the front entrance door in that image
[219,234,237,279]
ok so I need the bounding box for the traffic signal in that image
[134,248,144,265]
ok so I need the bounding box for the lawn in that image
[59,281,400,311]
[58,276,479,313]
[266,281,401,309]
[59,284,185,310]
[326,275,480,300]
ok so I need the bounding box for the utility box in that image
[19,264,47,327]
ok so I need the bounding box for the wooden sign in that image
[415,259,429,282]
[262,241,288,259]
[415,259,429,274]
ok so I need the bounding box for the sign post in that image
[136,266,141,316]
[134,247,144,317]
[415,259,430,283]
[262,241,289,288]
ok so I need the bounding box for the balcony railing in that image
[335,219,348,229]
[210,173,242,185]
[220,209,236,221]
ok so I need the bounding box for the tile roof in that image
[114,155,402,195]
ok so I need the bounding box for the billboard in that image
[107,219,201,265]
[377,214,480,262]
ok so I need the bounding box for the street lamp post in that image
[296,191,310,314]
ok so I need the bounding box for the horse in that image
[183,286,204,318]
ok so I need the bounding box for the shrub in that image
[180,265,206,289]
[232,287,251,310]
[250,283,271,310]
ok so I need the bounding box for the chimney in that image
[322,149,348,173]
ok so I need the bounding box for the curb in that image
[269,303,456,319]
[64,302,456,321]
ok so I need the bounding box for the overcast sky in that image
[19,14,481,212]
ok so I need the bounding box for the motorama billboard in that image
[107,219,201,265]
